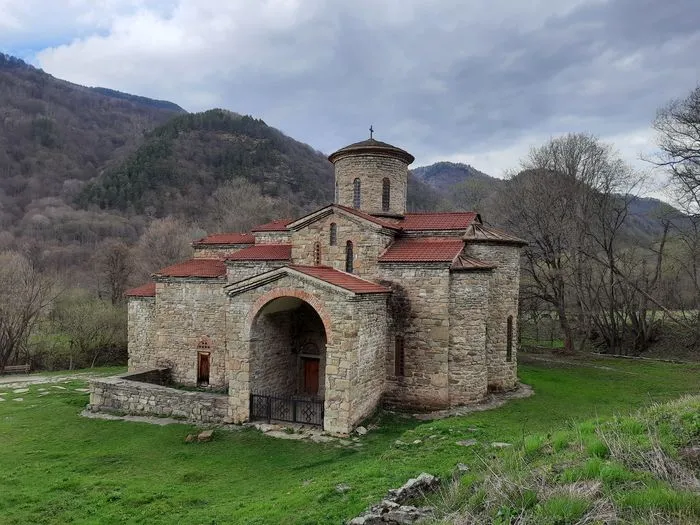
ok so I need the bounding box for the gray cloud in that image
[7,0,699,174]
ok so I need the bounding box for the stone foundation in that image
[88,372,228,424]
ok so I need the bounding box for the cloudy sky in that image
[1,0,699,183]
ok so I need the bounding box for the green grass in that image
[0,356,698,524]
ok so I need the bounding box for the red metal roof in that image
[125,282,156,297]
[227,244,292,261]
[379,237,465,262]
[289,265,391,294]
[251,218,293,232]
[193,233,255,246]
[154,258,227,278]
[397,212,478,231]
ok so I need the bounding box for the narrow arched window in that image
[329,223,337,246]
[382,178,391,212]
[334,181,339,202]
[345,240,354,273]
[506,316,513,362]
[353,178,361,209]
[313,242,321,265]
[394,336,405,377]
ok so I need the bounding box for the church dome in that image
[328,138,415,165]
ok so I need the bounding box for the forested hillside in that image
[78,109,335,218]
[0,53,183,227]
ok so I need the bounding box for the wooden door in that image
[302,358,319,395]
[197,352,210,385]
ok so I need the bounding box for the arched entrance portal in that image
[249,297,327,425]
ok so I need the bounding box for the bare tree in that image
[94,240,133,305]
[205,178,298,233]
[132,217,201,281]
[500,133,642,353]
[652,85,700,214]
[51,291,126,369]
[0,251,55,369]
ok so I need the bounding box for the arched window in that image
[329,223,337,246]
[382,178,391,212]
[506,316,513,362]
[313,242,321,266]
[334,181,339,202]
[345,240,354,273]
[353,178,361,209]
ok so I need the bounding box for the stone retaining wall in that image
[88,373,228,424]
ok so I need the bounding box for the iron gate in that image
[250,393,324,427]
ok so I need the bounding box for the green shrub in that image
[586,439,610,459]
[536,495,590,524]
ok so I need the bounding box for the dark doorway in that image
[302,358,320,395]
[197,352,210,386]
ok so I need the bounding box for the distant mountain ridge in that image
[412,161,495,191]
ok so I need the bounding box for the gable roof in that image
[287,204,400,232]
[251,218,294,232]
[379,237,465,262]
[450,255,496,272]
[153,258,227,278]
[226,264,391,297]
[193,233,255,246]
[397,212,479,231]
[464,223,528,245]
[226,244,292,261]
[288,265,391,294]
[125,282,156,297]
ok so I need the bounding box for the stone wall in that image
[127,297,155,371]
[88,374,228,423]
[153,279,228,389]
[227,261,287,283]
[254,231,291,244]
[463,243,521,390]
[193,244,251,259]
[249,311,297,394]
[448,270,491,404]
[334,154,408,216]
[350,295,389,423]
[290,211,394,279]
[378,264,452,409]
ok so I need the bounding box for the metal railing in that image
[250,392,324,427]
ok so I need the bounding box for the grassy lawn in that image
[0,356,698,524]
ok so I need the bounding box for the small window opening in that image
[382,178,391,212]
[197,336,212,350]
[506,316,513,362]
[345,240,354,273]
[313,242,321,266]
[329,223,337,246]
[394,336,405,377]
[353,178,361,209]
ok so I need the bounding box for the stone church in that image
[115,137,525,435]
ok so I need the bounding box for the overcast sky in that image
[1,0,699,188]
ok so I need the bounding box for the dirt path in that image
[0,372,104,389]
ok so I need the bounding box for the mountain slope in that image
[412,161,495,191]
[77,109,336,218]
[0,53,183,225]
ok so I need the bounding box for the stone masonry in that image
[113,135,525,434]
